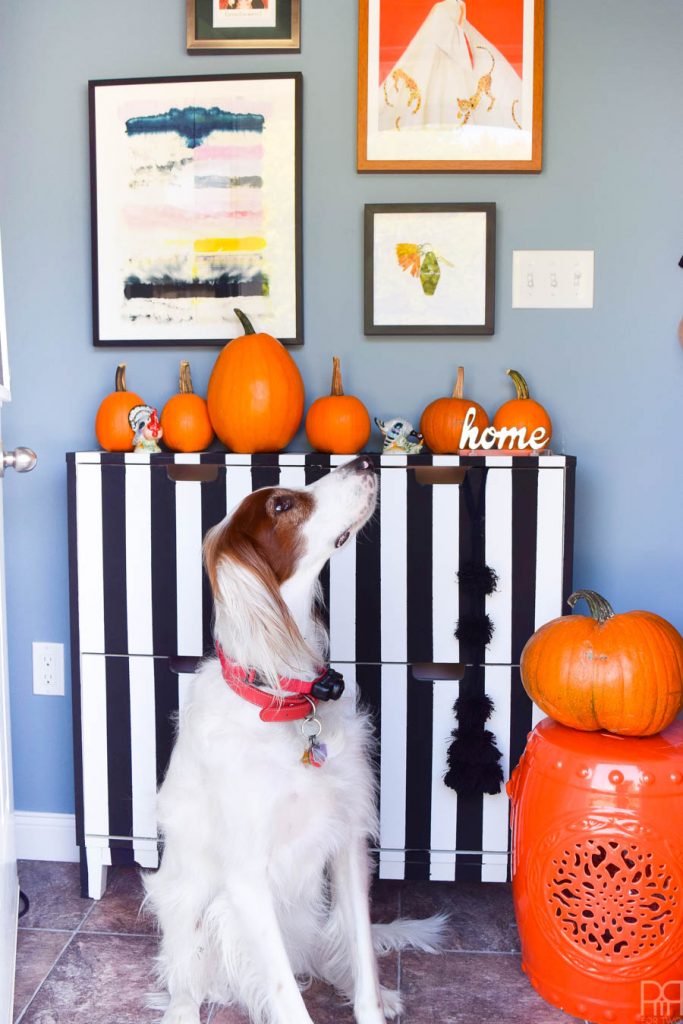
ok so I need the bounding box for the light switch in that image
[512,250,594,309]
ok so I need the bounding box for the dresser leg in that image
[82,845,109,900]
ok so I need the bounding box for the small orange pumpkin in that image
[420,367,489,453]
[161,361,214,453]
[305,357,371,455]
[207,309,304,453]
[95,364,145,452]
[492,369,552,450]
[520,590,683,737]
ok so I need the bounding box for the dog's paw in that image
[380,986,403,1020]
[159,1000,200,1024]
[160,1012,200,1024]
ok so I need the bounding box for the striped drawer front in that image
[79,654,196,862]
[357,663,545,883]
[68,451,575,665]
[78,655,544,883]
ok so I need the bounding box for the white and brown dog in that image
[144,456,444,1024]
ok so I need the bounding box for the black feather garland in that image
[457,562,499,597]
[454,613,495,647]
[444,693,504,797]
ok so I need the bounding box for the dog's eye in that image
[274,497,292,515]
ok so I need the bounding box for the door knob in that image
[1,447,37,476]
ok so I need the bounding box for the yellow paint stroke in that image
[193,237,267,253]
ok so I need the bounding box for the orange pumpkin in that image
[207,309,304,453]
[420,367,489,453]
[95,364,144,452]
[161,361,214,453]
[520,590,683,737]
[305,357,371,455]
[493,369,552,451]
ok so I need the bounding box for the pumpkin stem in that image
[331,356,344,397]
[568,589,616,624]
[179,360,194,395]
[234,308,256,335]
[452,366,465,400]
[115,364,127,392]
[506,369,530,400]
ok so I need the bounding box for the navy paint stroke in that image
[126,106,264,148]
[124,273,268,300]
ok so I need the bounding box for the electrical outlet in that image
[512,250,594,308]
[32,642,65,697]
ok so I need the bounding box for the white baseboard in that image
[14,811,79,863]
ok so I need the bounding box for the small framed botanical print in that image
[364,203,496,335]
[187,0,300,54]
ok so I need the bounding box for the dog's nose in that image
[345,455,375,475]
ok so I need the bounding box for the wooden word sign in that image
[459,406,549,452]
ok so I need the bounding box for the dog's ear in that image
[203,520,316,687]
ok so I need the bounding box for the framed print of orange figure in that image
[358,0,544,172]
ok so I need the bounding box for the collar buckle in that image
[310,667,345,702]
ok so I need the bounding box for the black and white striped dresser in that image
[67,450,576,898]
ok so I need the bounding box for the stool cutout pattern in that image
[548,837,678,963]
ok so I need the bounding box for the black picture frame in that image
[364,203,496,336]
[89,73,303,347]
[187,0,300,54]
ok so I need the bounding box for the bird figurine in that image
[375,417,424,455]
[129,405,163,454]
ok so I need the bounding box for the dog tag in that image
[302,740,327,768]
[322,727,345,760]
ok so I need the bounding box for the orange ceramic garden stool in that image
[508,718,683,1024]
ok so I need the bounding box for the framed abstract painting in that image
[89,73,302,347]
[187,0,300,54]
[358,0,544,172]
[364,203,496,335]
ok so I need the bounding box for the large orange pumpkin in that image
[305,357,371,454]
[420,366,489,453]
[95,364,144,452]
[161,361,214,453]
[492,369,552,451]
[520,589,683,736]
[207,309,304,453]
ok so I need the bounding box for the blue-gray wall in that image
[1,1,681,814]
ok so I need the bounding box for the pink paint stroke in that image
[192,144,264,161]
[123,204,263,229]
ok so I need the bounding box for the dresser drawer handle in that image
[166,465,221,483]
[168,656,202,675]
[412,466,468,486]
[411,662,465,681]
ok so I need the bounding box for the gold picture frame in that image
[358,0,544,172]
[187,0,300,54]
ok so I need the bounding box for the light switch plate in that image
[513,250,594,309]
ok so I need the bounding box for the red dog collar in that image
[215,643,344,722]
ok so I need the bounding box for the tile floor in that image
[13,860,581,1024]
